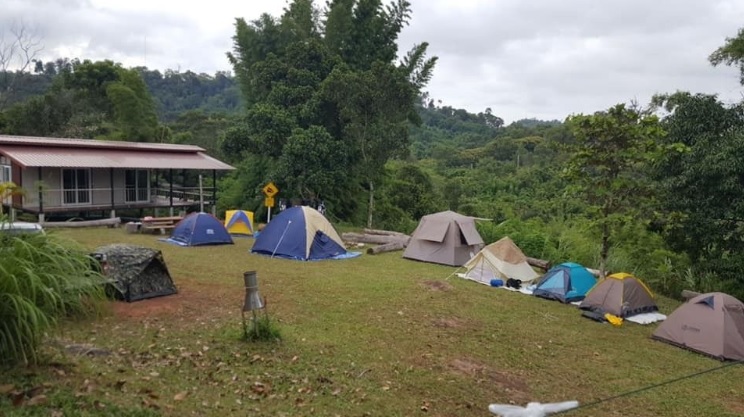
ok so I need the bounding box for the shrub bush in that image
[0,222,107,365]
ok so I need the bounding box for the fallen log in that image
[342,232,409,246]
[367,241,407,255]
[42,217,121,228]
[525,256,603,277]
[526,257,551,271]
[681,290,701,301]
[362,228,408,237]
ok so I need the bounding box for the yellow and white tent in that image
[224,209,254,236]
[461,236,538,285]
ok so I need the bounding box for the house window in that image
[125,169,149,202]
[1,165,10,183]
[62,169,91,205]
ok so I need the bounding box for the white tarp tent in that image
[461,236,538,285]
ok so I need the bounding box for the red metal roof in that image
[0,135,204,152]
[0,136,234,170]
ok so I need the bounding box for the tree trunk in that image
[526,257,552,271]
[366,241,407,255]
[367,181,374,229]
[342,232,409,245]
[42,218,121,228]
[363,228,407,237]
[599,222,610,279]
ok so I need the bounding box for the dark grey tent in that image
[92,244,177,302]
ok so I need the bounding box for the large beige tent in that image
[652,292,744,361]
[461,237,538,285]
[403,210,484,266]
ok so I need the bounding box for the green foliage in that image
[709,27,744,85]
[0,223,106,365]
[1,59,162,141]
[653,92,744,300]
[564,104,666,276]
[242,312,282,343]
[224,0,436,227]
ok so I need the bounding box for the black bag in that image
[505,278,522,289]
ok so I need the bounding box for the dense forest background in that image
[2,1,744,302]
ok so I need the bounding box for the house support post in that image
[37,167,44,223]
[109,168,116,219]
[199,174,204,213]
[212,169,216,216]
[169,169,174,217]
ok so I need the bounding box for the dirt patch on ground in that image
[449,358,530,400]
[111,281,235,321]
[421,280,453,291]
[432,317,466,329]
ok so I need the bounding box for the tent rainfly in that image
[251,206,348,261]
[403,210,484,266]
[461,236,538,284]
[652,292,744,361]
[224,209,254,236]
[92,244,177,302]
[579,272,658,318]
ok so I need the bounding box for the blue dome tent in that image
[532,262,597,303]
[164,212,234,246]
[251,206,352,260]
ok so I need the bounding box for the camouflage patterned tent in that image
[92,244,177,302]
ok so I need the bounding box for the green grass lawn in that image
[2,228,743,416]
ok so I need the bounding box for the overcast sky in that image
[3,0,744,122]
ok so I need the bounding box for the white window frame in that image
[61,168,92,206]
[124,169,150,203]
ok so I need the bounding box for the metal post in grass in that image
[242,271,265,339]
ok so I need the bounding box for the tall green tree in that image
[224,0,436,224]
[652,92,744,295]
[564,104,665,277]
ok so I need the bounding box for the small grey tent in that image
[403,210,484,266]
[92,244,178,302]
[652,292,744,361]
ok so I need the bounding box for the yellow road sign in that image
[264,196,275,207]
[262,182,279,197]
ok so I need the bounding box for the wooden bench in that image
[140,216,183,235]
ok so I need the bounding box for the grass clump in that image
[242,312,282,342]
[0,220,107,366]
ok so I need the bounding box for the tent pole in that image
[270,220,292,258]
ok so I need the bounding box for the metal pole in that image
[169,169,174,217]
[199,174,204,213]
[37,167,44,223]
[267,206,271,223]
[212,169,216,216]
[109,168,115,218]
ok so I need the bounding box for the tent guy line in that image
[551,360,743,415]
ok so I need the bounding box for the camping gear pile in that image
[92,244,177,302]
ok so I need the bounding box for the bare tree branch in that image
[0,20,44,110]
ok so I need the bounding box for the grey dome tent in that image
[403,210,484,266]
[652,292,744,361]
[92,244,177,302]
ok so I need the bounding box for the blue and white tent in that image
[251,206,351,260]
[164,212,234,246]
[532,262,597,303]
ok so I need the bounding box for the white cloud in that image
[2,0,743,122]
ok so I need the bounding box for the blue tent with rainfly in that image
[163,212,234,246]
[532,262,597,303]
[251,206,355,261]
